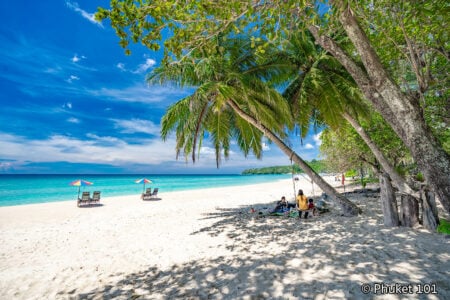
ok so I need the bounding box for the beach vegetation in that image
[97,0,450,215]
[261,31,420,199]
[149,37,361,216]
[437,219,450,235]
[242,159,328,175]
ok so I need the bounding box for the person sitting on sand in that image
[315,199,330,214]
[308,198,318,216]
[296,189,309,219]
[272,196,288,213]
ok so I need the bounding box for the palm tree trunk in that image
[342,112,418,197]
[227,99,361,216]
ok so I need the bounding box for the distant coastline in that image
[242,160,328,175]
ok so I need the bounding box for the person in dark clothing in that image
[272,196,289,213]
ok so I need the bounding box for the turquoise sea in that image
[0,174,291,207]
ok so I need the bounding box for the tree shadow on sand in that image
[73,194,449,299]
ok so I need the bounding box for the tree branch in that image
[308,25,406,140]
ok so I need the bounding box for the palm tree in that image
[148,38,361,216]
[266,32,417,197]
[154,43,292,167]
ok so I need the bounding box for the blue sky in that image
[0,1,322,174]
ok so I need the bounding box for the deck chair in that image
[150,188,159,199]
[142,188,152,200]
[143,188,159,200]
[90,191,101,204]
[78,191,90,207]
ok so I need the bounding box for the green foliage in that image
[361,179,367,189]
[96,0,310,60]
[345,169,358,177]
[320,124,373,173]
[153,37,292,167]
[320,109,414,177]
[308,159,328,173]
[352,0,450,154]
[437,219,450,235]
[360,113,412,166]
[415,172,425,182]
[98,0,448,177]
[242,160,328,175]
[242,166,293,175]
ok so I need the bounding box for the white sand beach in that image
[0,176,449,299]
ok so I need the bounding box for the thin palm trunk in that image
[227,99,361,216]
[342,112,418,197]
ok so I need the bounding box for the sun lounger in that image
[90,191,101,204]
[150,188,159,199]
[141,188,152,200]
[143,188,159,200]
[78,191,90,207]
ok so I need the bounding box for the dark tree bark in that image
[422,189,440,231]
[400,194,420,227]
[227,99,361,216]
[309,6,450,214]
[379,173,400,227]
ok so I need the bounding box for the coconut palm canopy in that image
[148,35,361,215]
[149,38,293,167]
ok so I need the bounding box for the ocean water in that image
[0,174,291,207]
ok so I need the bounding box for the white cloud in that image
[66,75,80,83]
[117,59,156,73]
[0,132,313,172]
[72,54,87,63]
[134,58,156,73]
[313,131,323,146]
[304,143,314,149]
[0,133,176,166]
[112,118,160,135]
[67,117,80,123]
[66,1,103,27]
[117,63,126,71]
[44,67,63,74]
[85,133,120,143]
[63,102,73,109]
[262,142,270,151]
[88,84,191,103]
[72,54,80,63]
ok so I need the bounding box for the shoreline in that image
[0,173,294,208]
[1,176,448,299]
[0,177,309,228]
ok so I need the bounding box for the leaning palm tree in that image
[149,38,361,216]
[264,32,417,197]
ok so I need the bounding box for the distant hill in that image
[242,159,328,175]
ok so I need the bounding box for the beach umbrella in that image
[135,178,152,193]
[70,179,93,199]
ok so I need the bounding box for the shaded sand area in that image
[0,176,449,299]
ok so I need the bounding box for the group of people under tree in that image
[97,0,450,223]
[272,189,319,219]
